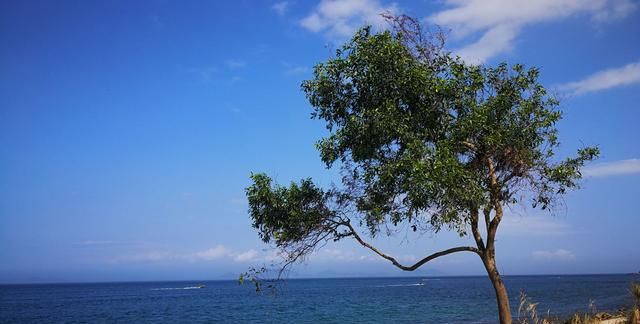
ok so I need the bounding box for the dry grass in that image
[629,282,640,324]
[517,282,640,324]
[629,309,640,324]
[632,282,640,305]
[518,291,553,324]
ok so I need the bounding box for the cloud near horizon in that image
[532,249,576,261]
[309,247,418,265]
[500,214,572,237]
[429,0,637,63]
[559,61,640,96]
[74,240,116,246]
[234,249,259,262]
[109,244,262,264]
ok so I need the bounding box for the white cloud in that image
[285,66,310,75]
[357,254,378,261]
[194,245,262,263]
[559,61,640,96]
[272,1,292,16]
[500,215,571,236]
[300,0,398,38]
[111,251,174,263]
[225,59,246,69]
[229,76,243,84]
[281,61,311,75]
[429,0,637,63]
[310,247,416,264]
[234,249,259,262]
[184,66,217,83]
[110,244,267,264]
[317,248,358,260]
[592,0,639,21]
[264,250,283,262]
[194,245,230,260]
[532,249,576,261]
[455,23,519,64]
[74,240,116,246]
[311,248,374,262]
[323,248,346,256]
[582,159,640,178]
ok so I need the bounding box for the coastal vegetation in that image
[244,14,599,324]
[517,282,640,323]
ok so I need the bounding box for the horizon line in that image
[2,272,638,286]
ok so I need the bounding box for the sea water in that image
[0,274,636,323]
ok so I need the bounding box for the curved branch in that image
[343,221,481,271]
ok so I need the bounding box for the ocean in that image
[0,274,636,323]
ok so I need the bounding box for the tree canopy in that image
[245,15,598,323]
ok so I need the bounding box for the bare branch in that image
[343,221,480,271]
[381,12,445,64]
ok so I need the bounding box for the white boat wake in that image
[151,286,204,291]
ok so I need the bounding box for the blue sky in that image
[1,0,639,283]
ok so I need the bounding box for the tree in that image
[245,15,598,324]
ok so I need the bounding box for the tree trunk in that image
[483,256,512,324]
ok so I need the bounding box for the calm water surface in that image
[0,274,636,323]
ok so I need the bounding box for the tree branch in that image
[486,157,504,255]
[343,221,481,271]
[462,140,477,151]
[483,206,492,232]
[470,209,486,253]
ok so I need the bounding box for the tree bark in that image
[483,156,511,323]
[483,256,512,324]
